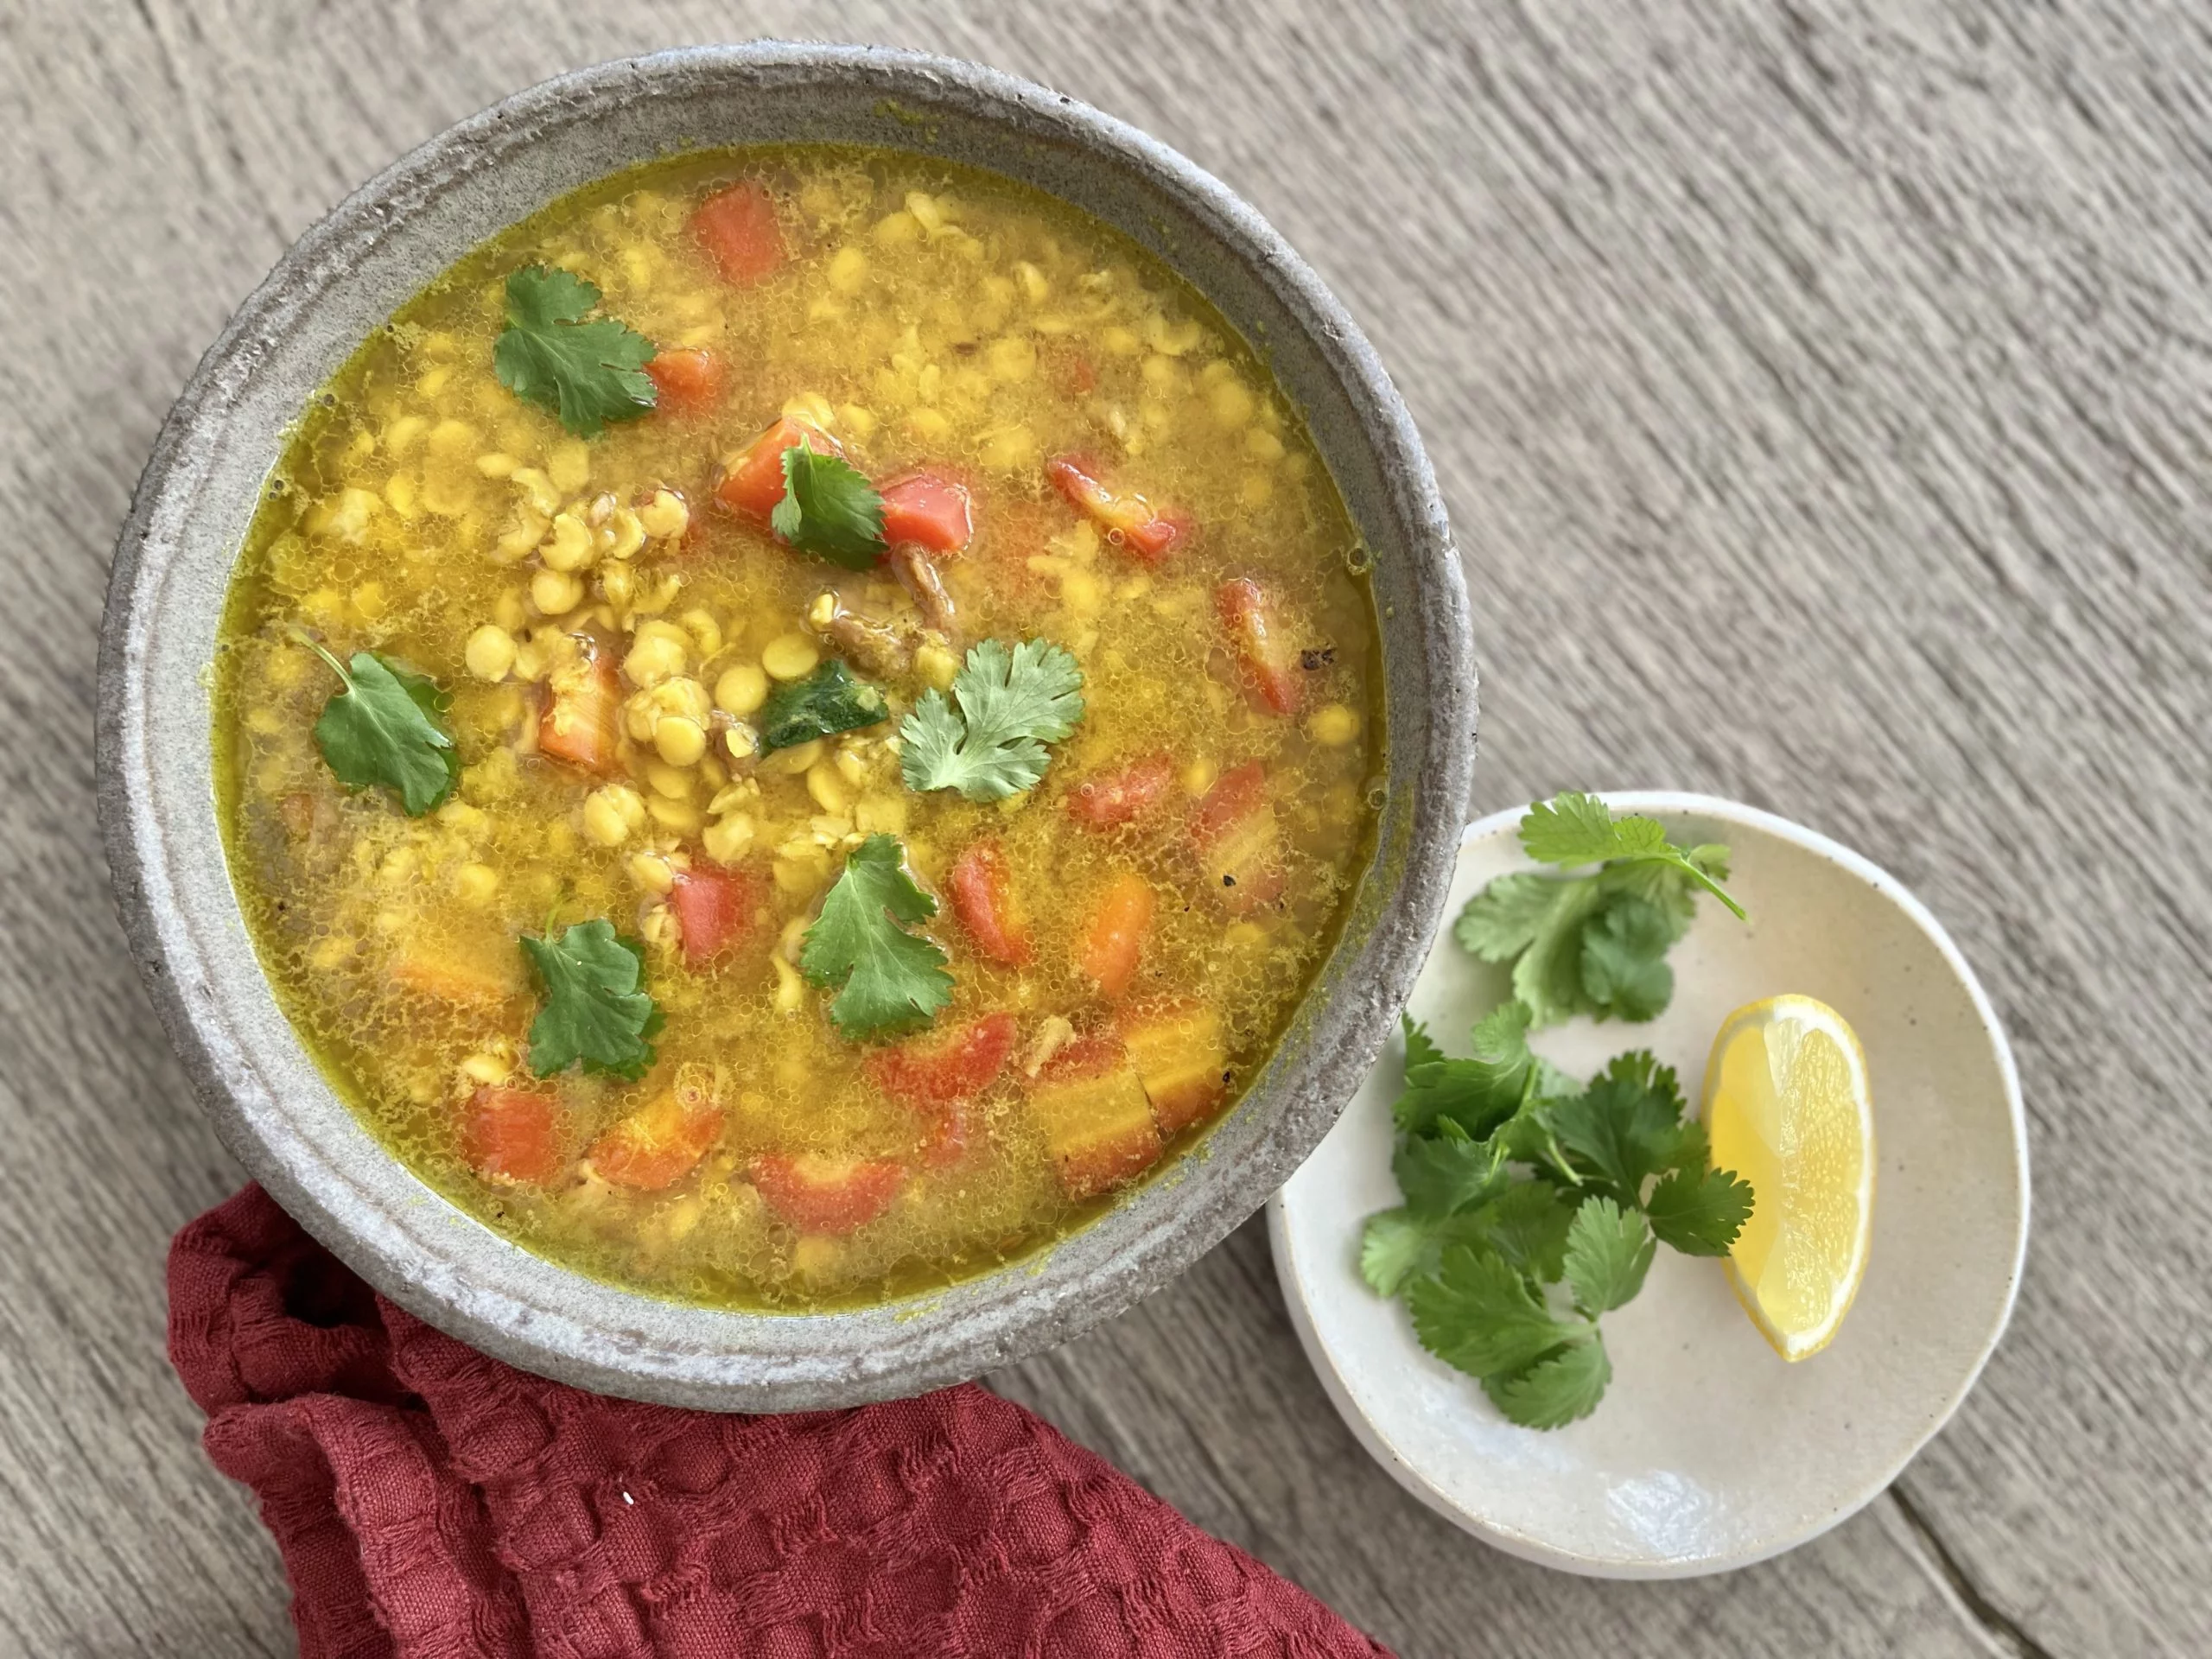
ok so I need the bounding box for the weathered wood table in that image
[3,2,2204,1653]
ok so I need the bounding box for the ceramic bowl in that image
[96,45,1475,1410]
[1269,793,2028,1576]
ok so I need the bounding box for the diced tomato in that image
[537,645,621,775]
[588,1077,723,1192]
[714,416,840,522]
[1191,760,1287,912]
[691,181,785,285]
[1216,577,1305,716]
[1119,1001,1229,1135]
[749,1153,906,1235]
[1076,872,1154,1001]
[1027,1033,1162,1199]
[1067,753,1174,830]
[669,865,761,966]
[948,840,1032,965]
[645,349,727,418]
[461,1086,567,1185]
[879,473,974,554]
[1046,455,1187,564]
[867,1012,1019,1109]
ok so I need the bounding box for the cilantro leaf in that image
[1647,1167,1758,1256]
[1580,896,1676,1021]
[492,266,657,438]
[1510,879,1605,1027]
[771,447,887,569]
[1361,1208,1440,1296]
[308,645,459,816]
[1520,791,1745,919]
[1452,872,1571,963]
[1395,1002,1536,1137]
[1563,1197,1656,1313]
[1402,1013,1445,1076]
[1470,1180,1577,1281]
[521,920,662,1080]
[1408,1246,1585,1379]
[1546,1051,1687,1202]
[1394,1125,1509,1221]
[798,835,954,1038]
[1484,1335,1611,1428]
[757,659,888,752]
[899,638,1085,802]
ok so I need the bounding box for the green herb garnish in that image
[771,446,887,569]
[1363,1014,1756,1428]
[899,638,1085,802]
[492,266,657,438]
[1453,792,1743,1027]
[520,919,663,1080]
[798,835,955,1039]
[306,642,459,816]
[757,659,889,753]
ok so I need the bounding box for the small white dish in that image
[1268,792,2029,1578]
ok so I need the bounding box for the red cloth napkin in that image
[169,1186,1389,1659]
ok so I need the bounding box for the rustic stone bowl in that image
[97,43,1476,1410]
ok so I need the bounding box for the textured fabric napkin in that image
[168,1185,1389,1658]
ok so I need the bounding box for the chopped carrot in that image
[879,473,974,553]
[1118,1001,1229,1135]
[1216,577,1305,716]
[1046,455,1187,563]
[389,938,524,1006]
[537,645,622,775]
[714,416,839,522]
[1076,871,1154,1001]
[749,1153,906,1235]
[1027,1033,1162,1199]
[461,1086,567,1185]
[691,181,785,284]
[867,1012,1019,1109]
[1190,760,1287,912]
[1067,754,1174,830]
[588,1077,723,1192]
[645,348,728,417]
[668,865,761,966]
[948,840,1032,965]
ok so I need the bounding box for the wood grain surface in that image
[3,1,2206,1654]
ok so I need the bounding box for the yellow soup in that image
[214,147,1381,1310]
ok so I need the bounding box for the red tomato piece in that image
[867,1012,1019,1109]
[948,840,1032,965]
[669,865,761,966]
[749,1153,906,1235]
[1077,872,1155,1001]
[1067,753,1174,830]
[1191,760,1287,913]
[714,416,840,522]
[1046,455,1187,563]
[691,181,785,285]
[879,473,975,553]
[588,1080,723,1192]
[645,348,728,417]
[1216,577,1306,716]
[461,1086,566,1186]
[537,645,621,775]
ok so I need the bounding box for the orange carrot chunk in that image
[714,416,838,522]
[1119,1001,1230,1135]
[749,1154,906,1235]
[1046,455,1187,563]
[1027,1033,1162,1199]
[537,645,622,776]
[644,348,728,417]
[1067,753,1173,830]
[1190,760,1287,913]
[461,1086,567,1186]
[1077,871,1155,1001]
[948,840,1032,965]
[691,181,785,285]
[588,1081,723,1192]
[1216,576,1306,717]
[879,473,974,553]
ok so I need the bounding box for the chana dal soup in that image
[214,148,1382,1310]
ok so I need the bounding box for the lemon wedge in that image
[1702,995,1874,1360]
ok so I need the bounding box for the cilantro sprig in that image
[1454,792,1743,1026]
[492,266,657,438]
[306,642,459,816]
[772,447,887,569]
[521,919,663,1080]
[1362,1011,1755,1428]
[899,639,1085,802]
[798,835,955,1039]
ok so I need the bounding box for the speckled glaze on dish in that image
[95,45,1476,1410]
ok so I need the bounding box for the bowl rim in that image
[1268,791,2031,1576]
[96,42,1478,1408]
